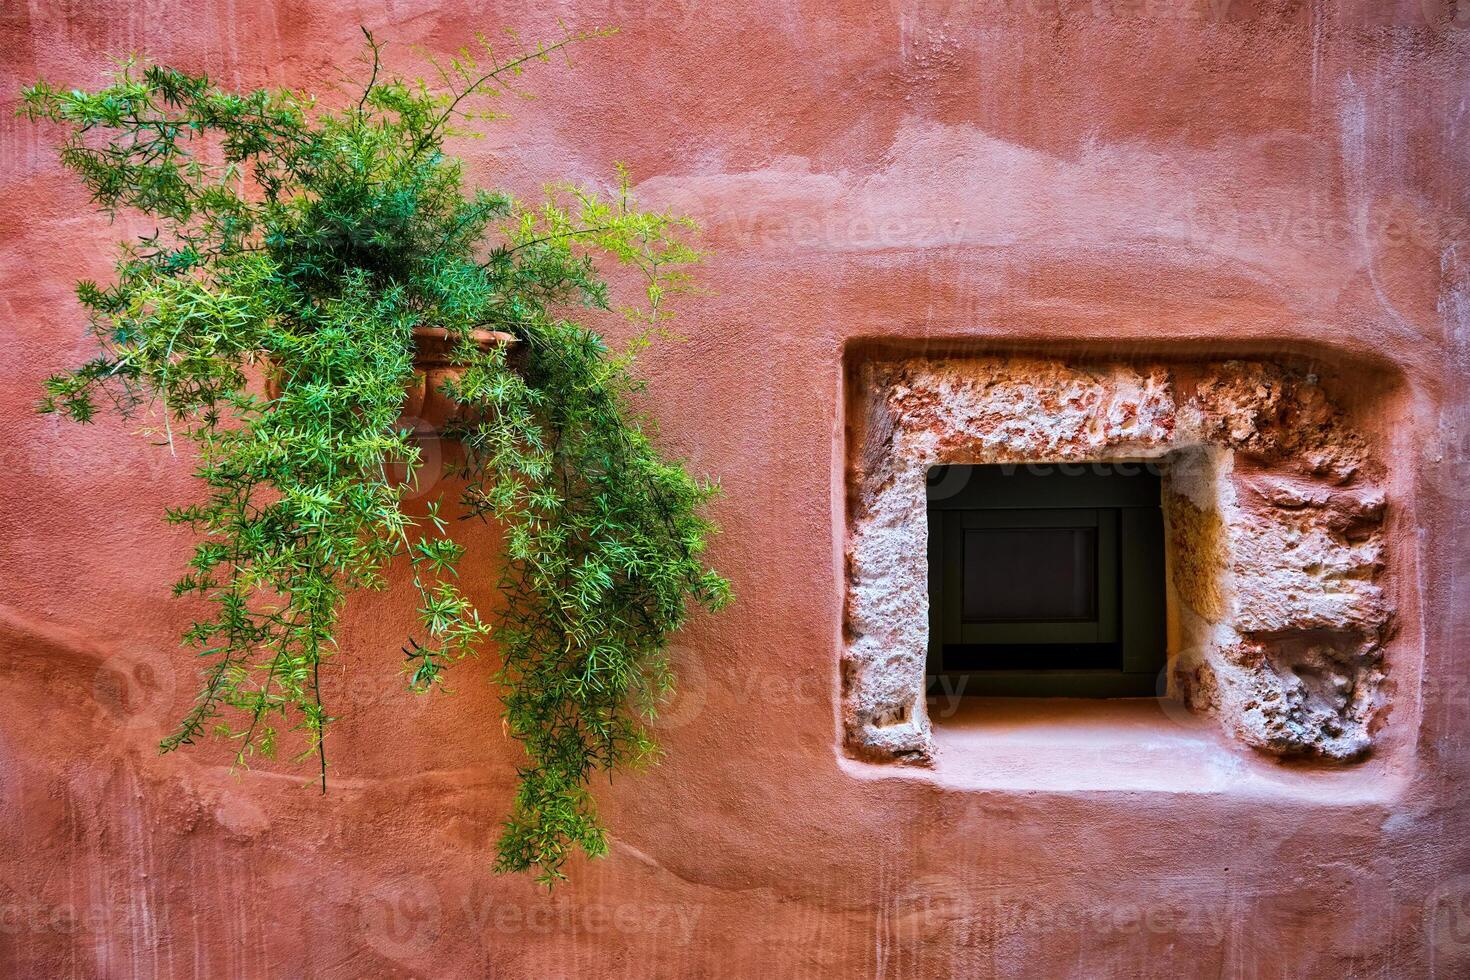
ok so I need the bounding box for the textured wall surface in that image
[844,357,1391,763]
[1,1,1468,977]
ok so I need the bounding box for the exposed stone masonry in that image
[844,357,1391,764]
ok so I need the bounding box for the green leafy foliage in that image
[22,28,730,884]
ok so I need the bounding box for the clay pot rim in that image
[409,324,518,371]
[413,325,518,347]
[262,324,517,399]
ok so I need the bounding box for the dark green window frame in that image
[926,464,1166,698]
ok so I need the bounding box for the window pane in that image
[962,527,1097,622]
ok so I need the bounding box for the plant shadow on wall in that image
[20,27,731,885]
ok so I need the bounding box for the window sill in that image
[840,697,1404,803]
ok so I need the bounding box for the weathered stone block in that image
[845,356,1390,763]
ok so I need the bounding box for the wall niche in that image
[842,354,1395,767]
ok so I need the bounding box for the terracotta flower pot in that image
[263,325,516,433]
[400,326,516,431]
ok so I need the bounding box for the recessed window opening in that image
[926,463,1166,698]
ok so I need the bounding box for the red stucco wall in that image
[2,2,1468,976]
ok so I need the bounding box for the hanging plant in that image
[21,28,731,884]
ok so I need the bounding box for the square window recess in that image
[925,464,1166,698]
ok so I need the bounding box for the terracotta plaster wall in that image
[1,2,1468,977]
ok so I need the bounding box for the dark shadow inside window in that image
[926,463,1166,699]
